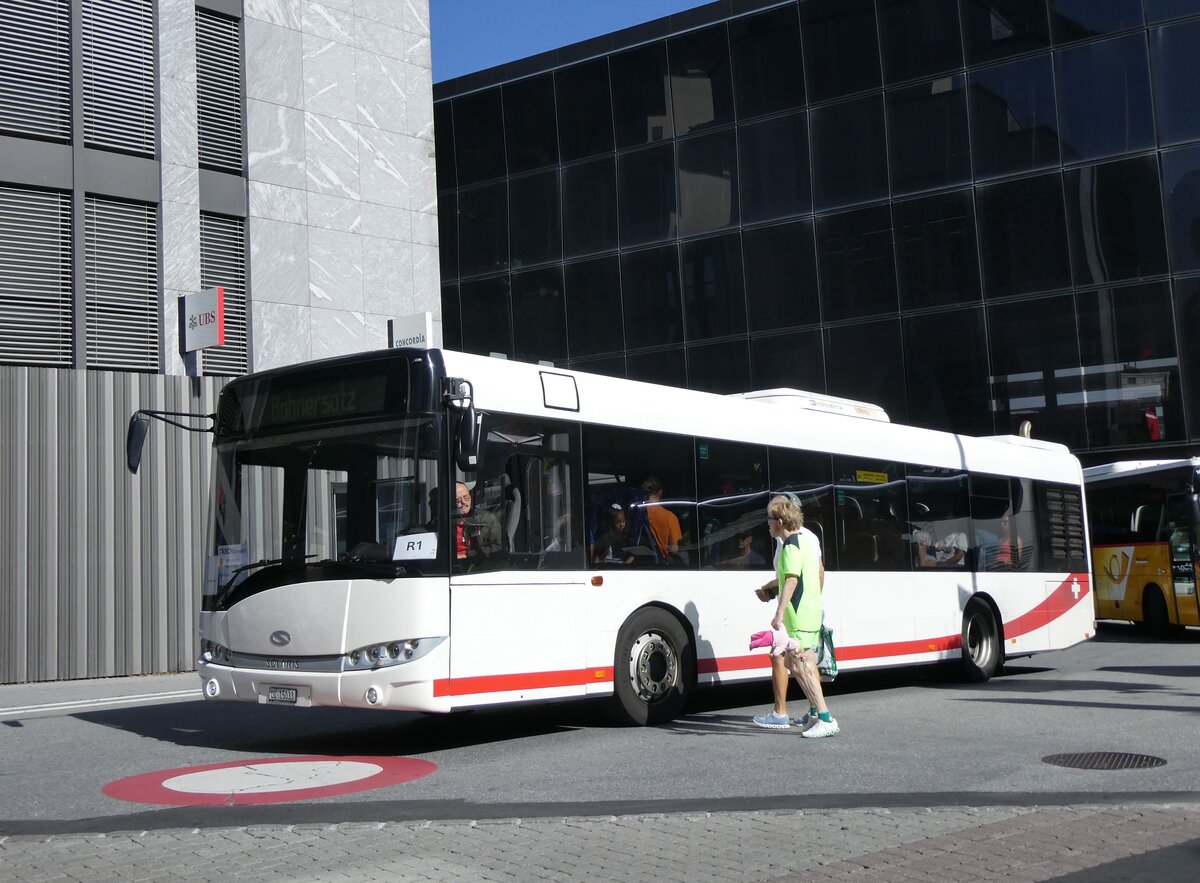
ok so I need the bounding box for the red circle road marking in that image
[103,756,437,806]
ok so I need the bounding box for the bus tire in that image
[612,607,694,726]
[1142,587,1170,637]
[961,597,1000,683]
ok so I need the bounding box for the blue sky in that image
[430,0,708,82]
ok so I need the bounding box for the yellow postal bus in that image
[1085,459,1200,634]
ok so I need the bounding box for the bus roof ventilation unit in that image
[729,388,890,423]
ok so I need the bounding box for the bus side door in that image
[1164,495,1200,627]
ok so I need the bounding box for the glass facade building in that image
[434,0,1200,462]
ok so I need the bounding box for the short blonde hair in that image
[767,495,803,531]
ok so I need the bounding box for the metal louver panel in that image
[196,9,243,172]
[0,186,72,366]
[200,213,247,375]
[0,0,71,140]
[85,195,159,370]
[82,0,156,155]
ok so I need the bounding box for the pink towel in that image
[749,627,800,656]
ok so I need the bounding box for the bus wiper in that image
[339,549,408,576]
[214,555,317,607]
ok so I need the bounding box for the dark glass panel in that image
[1174,278,1200,438]
[667,23,734,136]
[768,447,837,570]
[438,190,457,281]
[459,276,512,358]
[987,295,1085,447]
[562,156,617,258]
[565,255,624,358]
[627,348,686,387]
[511,266,567,364]
[1150,20,1200,147]
[502,74,558,174]
[508,170,561,269]
[687,340,751,394]
[618,143,677,246]
[751,329,825,392]
[878,0,963,84]
[1049,0,1142,43]
[743,220,820,332]
[1146,0,1200,23]
[610,42,674,149]
[800,0,882,102]
[570,355,626,379]
[441,283,462,351]
[729,5,805,120]
[907,465,971,570]
[816,205,899,321]
[903,307,993,435]
[695,438,770,571]
[1064,156,1168,286]
[824,318,909,422]
[1076,283,1183,447]
[555,58,615,161]
[681,232,746,341]
[1161,144,1200,273]
[960,0,1051,65]
[968,53,1061,178]
[886,75,970,195]
[811,94,888,211]
[894,189,981,310]
[457,183,507,277]
[433,101,455,191]
[976,171,1070,298]
[452,88,505,186]
[1055,33,1154,163]
[621,244,683,349]
[832,455,909,571]
[738,112,811,223]
[677,129,738,236]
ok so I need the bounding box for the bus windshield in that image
[204,414,446,610]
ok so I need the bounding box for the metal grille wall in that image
[195,8,243,173]
[0,365,226,685]
[200,212,247,376]
[82,0,157,155]
[85,195,159,370]
[0,0,71,140]
[0,185,73,366]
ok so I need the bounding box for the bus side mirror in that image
[126,415,150,474]
[455,403,479,473]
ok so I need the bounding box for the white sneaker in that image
[801,716,839,739]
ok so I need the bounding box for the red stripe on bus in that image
[435,573,1090,697]
[433,666,615,697]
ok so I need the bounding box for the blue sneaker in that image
[752,710,791,729]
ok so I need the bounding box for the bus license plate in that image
[265,686,297,705]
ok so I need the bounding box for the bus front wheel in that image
[1142,587,1170,637]
[612,608,694,726]
[961,598,1001,683]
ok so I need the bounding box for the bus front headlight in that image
[343,636,443,671]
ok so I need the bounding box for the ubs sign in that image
[180,287,226,353]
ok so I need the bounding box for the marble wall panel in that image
[253,300,312,370]
[245,0,303,30]
[364,317,390,351]
[412,207,438,246]
[250,218,310,305]
[161,289,185,374]
[357,52,407,134]
[302,2,354,45]
[160,77,199,168]
[412,242,440,309]
[307,192,362,231]
[249,181,308,224]
[303,35,357,122]
[359,127,408,207]
[404,62,434,140]
[356,0,406,29]
[162,201,201,292]
[363,235,413,317]
[305,112,361,199]
[408,137,437,214]
[158,0,197,83]
[405,0,430,38]
[246,21,304,108]
[161,162,199,206]
[362,202,411,241]
[249,100,307,189]
[309,227,364,312]
[354,14,406,60]
[309,306,366,360]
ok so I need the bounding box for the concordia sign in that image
[387,312,433,350]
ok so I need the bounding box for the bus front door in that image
[1164,495,1200,627]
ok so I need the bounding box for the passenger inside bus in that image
[592,504,635,566]
[913,502,967,567]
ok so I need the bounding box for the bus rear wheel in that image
[612,608,694,726]
[961,598,1001,683]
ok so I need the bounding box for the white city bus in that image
[163,348,1092,725]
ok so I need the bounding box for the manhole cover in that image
[1043,752,1166,770]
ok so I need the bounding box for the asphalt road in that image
[2,621,1198,837]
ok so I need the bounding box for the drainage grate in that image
[1043,752,1166,770]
